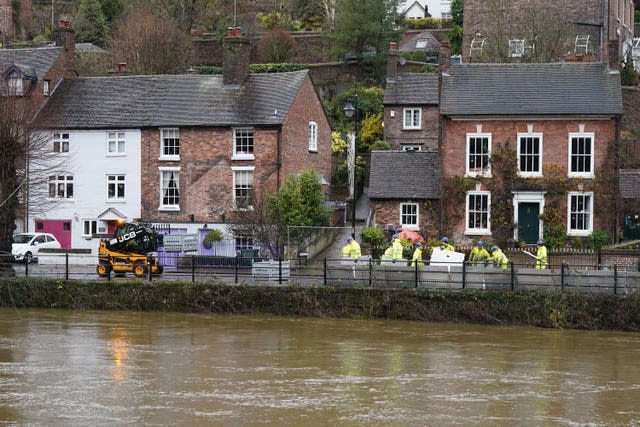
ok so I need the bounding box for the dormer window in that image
[8,76,24,96]
[43,80,50,96]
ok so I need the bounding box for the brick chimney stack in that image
[387,42,398,81]
[55,18,75,55]
[223,27,250,86]
[439,40,451,74]
[606,39,619,71]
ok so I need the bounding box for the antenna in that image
[234,0,237,27]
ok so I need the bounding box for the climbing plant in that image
[488,142,518,246]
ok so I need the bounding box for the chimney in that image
[223,27,250,86]
[109,62,128,75]
[439,40,451,74]
[55,18,75,55]
[386,42,398,81]
[606,39,619,70]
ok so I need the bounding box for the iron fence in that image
[7,252,640,296]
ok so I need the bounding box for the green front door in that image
[518,202,540,244]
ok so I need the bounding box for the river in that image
[0,308,639,426]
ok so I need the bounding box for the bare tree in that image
[0,96,65,276]
[107,7,193,75]
[226,193,282,260]
[477,0,572,63]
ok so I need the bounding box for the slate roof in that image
[399,30,440,53]
[440,62,623,116]
[383,73,439,105]
[369,150,441,199]
[0,46,63,82]
[619,170,640,198]
[35,70,310,129]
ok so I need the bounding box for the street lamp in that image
[343,100,356,238]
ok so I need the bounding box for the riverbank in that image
[1,278,639,331]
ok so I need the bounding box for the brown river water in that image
[0,308,639,426]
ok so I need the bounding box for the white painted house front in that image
[399,0,452,20]
[30,129,142,250]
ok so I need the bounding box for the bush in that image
[361,226,386,258]
[588,229,608,251]
[543,224,567,250]
[257,29,299,64]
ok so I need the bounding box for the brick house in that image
[439,48,623,245]
[33,28,332,252]
[368,42,442,237]
[368,150,441,236]
[462,0,635,64]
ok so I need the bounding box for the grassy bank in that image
[1,278,639,331]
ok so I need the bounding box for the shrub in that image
[588,229,608,251]
[257,29,299,64]
[361,226,386,258]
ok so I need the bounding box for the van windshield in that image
[13,234,34,244]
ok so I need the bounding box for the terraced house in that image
[32,28,332,252]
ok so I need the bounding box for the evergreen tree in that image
[75,0,109,46]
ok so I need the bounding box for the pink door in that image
[35,219,72,248]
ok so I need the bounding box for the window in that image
[83,220,98,236]
[107,131,125,154]
[8,76,23,96]
[400,203,419,229]
[517,132,542,176]
[402,145,422,151]
[48,175,74,198]
[568,192,593,235]
[568,132,594,177]
[235,237,254,251]
[509,39,525,57]
[159,168,180,210]
[233,127,254,159]
[233,167,254,209]
[107,175,126,199]
[43,80,50,96]
[308,121,318,151]
[466,133,491,177]
[466,191,491,234]
[53,132,70,153]
[160,128,180,160]
[441,12,452,20]
[403,108,421,130]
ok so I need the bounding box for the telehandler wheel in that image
[133,263,148,278]
[96,262,112,277]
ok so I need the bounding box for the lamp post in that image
[343,100,356,238]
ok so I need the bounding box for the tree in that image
[74,0,109,46]
[331,0,404,58]
[257,29,299,63]
[450,0,463,26]
[0,97,63,276]
[107,7,193,75]
[478,0,572,63]
[226,170,330,259]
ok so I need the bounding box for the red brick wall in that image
[383,105,440,150]
[371,200,439,238]
[441,118,618,239]
[140,127,279,223]
[280,75,333,183]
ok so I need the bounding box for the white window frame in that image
[232,127,255,160]
[403,108,422,130]
[159,167,180,211]
[567,192,594,236]
[517,132,543,177]
[402,145,422,151]
[8,76,23,96]
[160,128,180,161]
[107,174,126,200]
[465,133,492,177]
[232,166,255,210]
[48,175,74,199]
[509,39,525,57]
[400,203,419,229]
[568,132,595,178]
[82,219,98,237]
[107,131,126,155]
[308,121,318,152]
[52,132,70,154]
[465,191,491,235]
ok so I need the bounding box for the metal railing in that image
[7,253,640,296]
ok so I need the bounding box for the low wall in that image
[1,280,640,331]
[38,249,94,265]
